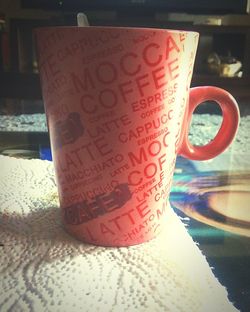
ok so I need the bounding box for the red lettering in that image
[94,136,113,156]
[128,170,143,186]
[143,43,162,67]
[96,61,118,84]
[100,223,115,235]
[166,35,180,60]
[120,52,141,76]
[136,200,151,218]
[71,70,95,93]
[119,81,134,103]
[168,58,179,80]
[152,66,167,89]
[99,89,118,109]
[80,94,96,113]
[136,74,150,97]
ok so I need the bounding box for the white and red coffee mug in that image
[35,27,239,246]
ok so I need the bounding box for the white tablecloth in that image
[0,156,238,312]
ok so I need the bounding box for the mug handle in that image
[179,86,240,161]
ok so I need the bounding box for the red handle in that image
[179,86,240,161]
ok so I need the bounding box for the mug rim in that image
[33,25,199,36]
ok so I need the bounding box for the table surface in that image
[172,154,250,312]
[0,113,249,312]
